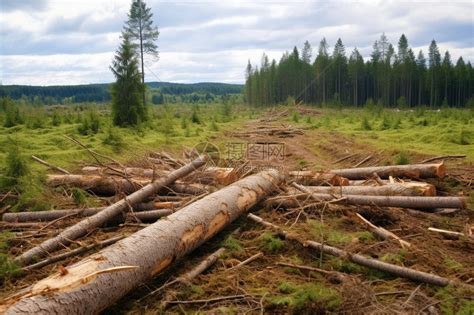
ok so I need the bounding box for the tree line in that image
[245,34,474,107]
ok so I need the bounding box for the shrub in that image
[102,128,126,153]
[396,96,407,109]
[0,143,29,190]
[78,111,101,135]
[191,106,202,124]
[395,151,410,165]
[3,99,23,128]
[360,117,372,130]
[51,111,62,126]
[379,115,391,130]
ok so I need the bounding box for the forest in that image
[245,34,474,108]
[0,82,243,105]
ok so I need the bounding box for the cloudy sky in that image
[0,0,473,86]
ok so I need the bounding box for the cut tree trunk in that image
[289,171,349,186]
[46,174,148,196]
[330,163,445,180]
[2,203,167,222]
[267,194,465,210]
[289,182,436,197]
[1,169,284,314]
[82,166,237,185]
[46,175,208,196]
[14,156,207,266]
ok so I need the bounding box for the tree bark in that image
[31,156,70,174]
[14,156,207,266]
[46,175,208,196]
[289,171,349,186]
[330,163,445,180]
[267,194,465,210]
[1,169,284,314]
[289,182,436,197]
[2,203,168,222]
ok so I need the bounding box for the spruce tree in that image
[124,0,159,108]
[110,33,146,127]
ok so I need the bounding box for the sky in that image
[0,0,473,86]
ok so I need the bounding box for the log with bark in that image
[266,194,466,210]
[330,163,445,180]
[14,156,208,266]
[1,169,284,314]
[46,174,208,196]
[2,203,169,222]
[289,171,349,186]
[81,166,237,186]
[288,182,436,197]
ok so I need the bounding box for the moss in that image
[308,220,352,245]
[443,257,463,270]
[258,232,285,253]
[266,281,341,311]
[220,235,243,254]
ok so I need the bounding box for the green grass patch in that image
[257,232,285,253]
[266,281,341,311]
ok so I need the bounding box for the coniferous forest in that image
[245,34,474,107]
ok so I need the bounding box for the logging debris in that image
[1,150,472,314]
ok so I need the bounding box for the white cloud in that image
[0,0,472,85]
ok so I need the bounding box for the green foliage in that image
[71,188,89,206]
[291,110,300,122]
[394,151,410,165]
[0,142,29,190]
[308,220,352,245]
[110,33,147,127]
[51,110,62,126]
[220,235,243,254]
[180,116,188,129]
[191,106,202,124]
[102,127,126,153]
[266,281,341,311]
[379,115,391,130]
[360,117,372,130]
[443,257,463,270]
[78,111,101,135]
[435,286,474,315]
[287,96,295,107]
[209,119,219,131]
[258,232,285,252]
[2,98,24,128]
[396,96,407,109]
[0,253,23,281]
[363,98,382,115]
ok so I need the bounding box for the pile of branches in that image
[1,154,472,313]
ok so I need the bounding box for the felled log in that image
[2,202,167,222]
[289,182,436,197]
[47,174,208,196]
[289,171,349,186]
[421,155,466,164]
[1,169,284,313]
[267,194,466,210]
[47,174,148,196]
[14,156,207,266]
[81,166,236,185]
[330,163,445,180]
[248,214,465,287]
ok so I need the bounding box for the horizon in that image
[1,0,473,86]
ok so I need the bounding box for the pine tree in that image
[124,0,159,108]
[110,33,146,127]
[301,40,312,64]
[428,39,441,107]
[416,50,427,105]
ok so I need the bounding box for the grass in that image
[266,280,341,311]
[309,107,474,161]
[220,235,244,254]
[257,232,285,253]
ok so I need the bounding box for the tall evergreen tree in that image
[301,40,313,64]
[110,33,146,126]
[124,0,159,108]
[428,39,441,107]
[416,50,427,105]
